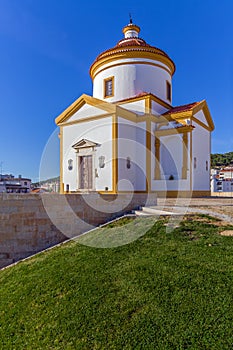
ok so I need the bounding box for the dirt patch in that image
[220,230,233,236]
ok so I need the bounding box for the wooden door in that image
[79,156,93,189]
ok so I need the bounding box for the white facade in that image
[211,167,233,193]
[56,22,214,197]
[62,115,113,192]
[92,60,172,104]
[211,176,233,193]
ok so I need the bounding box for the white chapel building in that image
[56,21,214,197]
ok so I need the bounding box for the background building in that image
[0,174,31,193]
[211,167,233,194]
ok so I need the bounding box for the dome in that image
[90,23,175,79]
[90,22,175,104]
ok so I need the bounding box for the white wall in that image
[68,103,107,122]
[192,121,210,191]
[62,117,113,191]
[120,100,145,115]
[93,59,172,104]
[194,110,208,126]
[160,135,183,180]
[151,100,169,115]
[151,132,191,192]
[118,118,146,191]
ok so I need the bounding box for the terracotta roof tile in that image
[117,37,152,48]
[162,102,200,115]
[115,91,172,108]
[90,37,175,75]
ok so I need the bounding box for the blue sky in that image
[0,0,233,181]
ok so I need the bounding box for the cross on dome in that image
[122,17,141,38]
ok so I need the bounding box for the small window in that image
[99,156,105,168]
[126,157,131,169]
[166,81,171,101]
[104,77,114,98]
[194,157,197,169]
[206,161,208,171]
[68,159,73,171]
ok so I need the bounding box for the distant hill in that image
[32,176,59,187]
[211,151,233,167]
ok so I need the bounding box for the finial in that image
[122,17,140,38]
[129,13,133,24]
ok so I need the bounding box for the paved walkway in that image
[155,197,233,225]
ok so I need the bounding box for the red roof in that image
[220,169,233,172]
[162,102,199,115]
[90,36,176,76]
[115,91,172,107]
[117,37,154,48]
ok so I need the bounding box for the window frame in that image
[104,76,114,98]
[166,80,171,102]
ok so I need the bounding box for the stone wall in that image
[0,192,156,268]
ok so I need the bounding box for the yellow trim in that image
[150,94,171,109]
[116,106,136,119]
[190,121,193,192]
[166,80,171,102]
[192,116,211,131]
[56,94,116,125]
[182,133,188,179]
[145,96,151,114]
[90,51,175,79]
[170,111,193,119]
[155,190,211,198]
[118,113,172,125]
[165,100,214,132]
[57,102,173,129]
[92,60,172,80]
[55,94,137,125]
[192,101,214,130]
[122,24,140,35]
[155,125,194,137]
[116,93,172,110]
[112,115,118,193]
[60,126,64,194]
[104,76,114,98]
[59,113,113,127]
[98,191,116,194]
[155,137,161,180]
[146,119,151,192]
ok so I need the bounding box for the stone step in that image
[135,206,185,217]
[142,207,175,215]
[134,210,153,216]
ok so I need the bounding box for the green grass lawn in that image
[0,215,233,349]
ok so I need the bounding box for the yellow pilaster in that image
[146,119,151,192]
[59,126,64,194]
[112,115,118,193]
[182,133,188,179]
[155,137,161,180]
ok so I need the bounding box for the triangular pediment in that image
[192,101,215,131]
[163,100,214,131]
[55,94,117,125]
[72,138,99,150]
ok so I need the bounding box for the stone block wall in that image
[0,192,156,268]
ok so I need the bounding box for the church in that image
[55,20,214,197]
